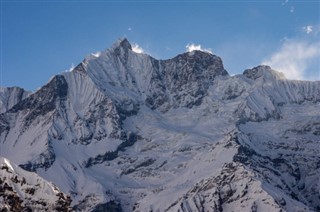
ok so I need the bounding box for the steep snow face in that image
[161,162,284,212]
[0,55,140,210]
[0,39,320,211]
[237,102,320,211]
[0,157,71,211]
[0,76,68,170]
[0,87,30,114]
[0,71,133,209]
[81,38,228,111]
[209,66,320,122]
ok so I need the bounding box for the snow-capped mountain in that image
[0,38,319,211]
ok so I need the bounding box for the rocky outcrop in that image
[0,86,30,114]
[159,50,228,109]
[164,163,282,212]
[0,157,72,211]
[83,38,228,111]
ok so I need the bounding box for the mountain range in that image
[0,38,319,211]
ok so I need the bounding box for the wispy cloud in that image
[302,25,320,35]
[65,63,75,72]
[128,27,132,31]
[91,51,101,57]
[262,39,320,80]
[303,25,313,34]
[132,43,144,53]
[290,6,295,13]
[185,43,212,54]
[282,1,295,13]
[282,0,288,5]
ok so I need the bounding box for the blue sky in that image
[1,0,319,91]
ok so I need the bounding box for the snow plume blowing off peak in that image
[186,43,213,54]
[132,43,144,53]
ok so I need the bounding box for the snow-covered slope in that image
[82,39,227,111]
[0,87,30,114]
[0,38,319,211]
[0,156,71,211]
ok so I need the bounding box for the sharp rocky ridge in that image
[0,38,319,211]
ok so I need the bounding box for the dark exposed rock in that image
[144,50,228,110]
[72,63,86,74]
[243,65,285,81]
[19,141,56,172]
[234,128,320,211]
[0,114,10,135]
[121,158,156,176]
[113,38,132,65]
[243,65,271,80]
[0,167,72,212]
[223,84,245,100]
[251,201,258,212]
[54,193,72,212]
[91,200,123,212]
[0,86,30,114]
[9,75,68,127]
[85,132,138,167]
[233,145,257,164]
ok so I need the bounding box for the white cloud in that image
[290,6,295,13]
[186,43,212,54]
[303,25,313,34]
[282,0,288,5]
[262,39,320,80]
[91,51,101,57]
[132,43,144,53]
[128,27,132,31]
[65,63,75,72]
[280,37,288,42]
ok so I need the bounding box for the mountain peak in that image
[112,38,132,51]
[243,65,286,80]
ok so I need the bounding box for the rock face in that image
[0,157,71,211]
[0,38,319,211]
[243,65,285,80]
[0,86,30,113]
[82,38,227,111]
